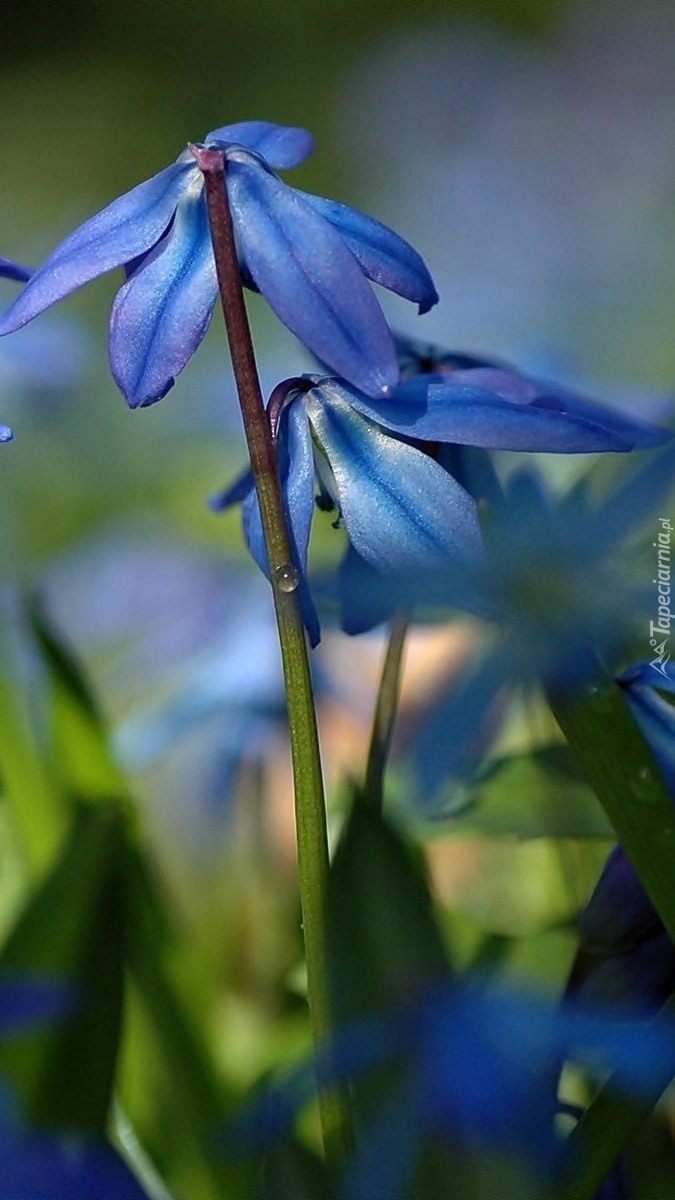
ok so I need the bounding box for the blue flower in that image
[232,979,675,1200]
[214,367,669,646]
[390,446,675,806]
[0,122,438,407]
[0,1133,156,1199]
[213,374,487,645]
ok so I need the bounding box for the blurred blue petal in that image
[404,645,511,810]
[0,975,71,1033]
[0,424,12,442]
[238,978,675,1198]
[0,1134,154,1199]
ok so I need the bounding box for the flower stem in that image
[193,146,347,1160]
[364,614,409,812]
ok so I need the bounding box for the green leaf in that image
[548,672,675,950]
[327,791,452,1027]
[0,670,68,876]
[27,596,125,799]
[123,843,255,1198]
[259,1141,335,1200]
[549,668,675,1199]
[455,745,613,839]
[0,803,127,1133]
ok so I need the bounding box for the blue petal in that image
[242,402,320,646]
[109,190,217,406]
[0,975,71,1032]
[206,121,313,169]
[338,546,403,635]
[227,162,399,397]
[590,444,675,547]
[0,424,12,442]
[306,391,483,572]
[353,374,667,453]
[403,644,511,811]
[1,1134,153,1199]
[210,465,255,510]
[0,255,32,283]
[0,163,193,334]
[579,845,661,950]
[296,192,438,314]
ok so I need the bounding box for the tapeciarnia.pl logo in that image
[650,516,673,677]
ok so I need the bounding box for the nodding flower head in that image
[0,122,438,408]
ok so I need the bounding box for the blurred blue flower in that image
[46,532,325,848]
[233,979,675,1200]
[112,571,311,831]
[391,446,675,807]
[0,122,437,407]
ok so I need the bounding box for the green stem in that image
[193,146,347,1160]
[364,614,409,812]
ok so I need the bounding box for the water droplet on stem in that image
[275,563,299,593]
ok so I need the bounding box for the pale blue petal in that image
[307,391,483,572]
[0,424,12,442]
[206,120,313,169]
[227,162,399,397]
[296,192,438,313]
[109,190,217,406]
[0,163,193,334]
